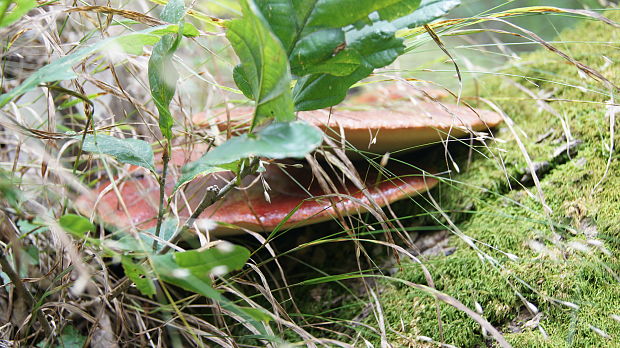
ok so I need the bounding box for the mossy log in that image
[350,10,620,347]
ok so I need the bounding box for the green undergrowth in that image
[347,11,620,347]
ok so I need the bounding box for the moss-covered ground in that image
[288,11,620,347]
[372,12,620,347]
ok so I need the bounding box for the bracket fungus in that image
[78,84,502,236]
[80,160,436,235]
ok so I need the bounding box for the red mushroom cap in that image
[77,160,437,235]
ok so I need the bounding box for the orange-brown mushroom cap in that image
[77,161,437,236]
[194,102,502,155]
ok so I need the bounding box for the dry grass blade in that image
[394,279,512,348]
[424,24,462,94]
[66,6,165,27]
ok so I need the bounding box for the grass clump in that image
[371,11,620,347]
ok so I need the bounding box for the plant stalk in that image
[153,142,170,250]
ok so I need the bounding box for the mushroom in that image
[80,159,437,235]
[194,101,502,155]
[78,84,502,236]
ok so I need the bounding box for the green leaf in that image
[151,252,221,297]
[199,121,323,165]
[175,161,237,192]
[151,245,271,326]
[293,20,404,110]
[226,0,295,129]
[255,0,297,51]
[0,24,196,108]
[59,214,95,237]
[174,244,250,273]
[149,0,186,140]
[289,28,350,76]
[81,134,156,172]
[122,256,156,296]
[293,66,371,111]
[116,218,179,253]
[232,65,254,99]
[376,0,422,22]
[149,36,180,140]
[295,49,361,76]
[181,22,200,36]
[56,326,87,348]
[159,0,186,23]
[152,244,250,290]
[248,0,458,111]
[145,218,178,251]
[0,0,37,28]
[393,0,460,29]
[306,0,421,28]
[17,219,49,236]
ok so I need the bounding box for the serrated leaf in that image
[149,0,185,140]
[393,0,461,29]
[0,0,37,28]
[81,134,155,172]
[198,121,323,165]
[226,0,295,129]
[0,24,196,108]
[59,214,95,237]
[121,256,156,296]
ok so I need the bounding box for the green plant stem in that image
[153,142,170,250]
[0,248,53,337]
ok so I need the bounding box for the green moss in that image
[372,11,620,347]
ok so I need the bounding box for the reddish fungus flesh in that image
[78,161,437,235]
